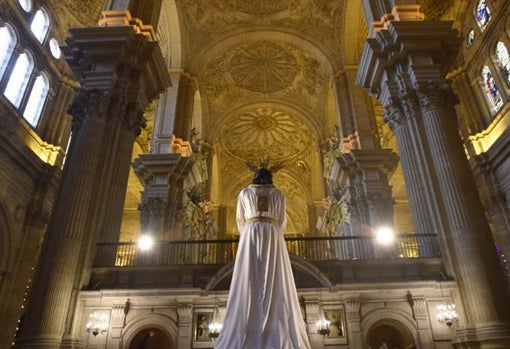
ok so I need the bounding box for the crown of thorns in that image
[246,156,284,173]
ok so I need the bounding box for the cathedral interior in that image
[1,0,510,348]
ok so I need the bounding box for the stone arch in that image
[190,30,337,75]
[128,328,173,349]
[361,307,419,349]
[366,318,416,349]
[159,0,182,68]
[122,313,178,349]
[204,255,330,291]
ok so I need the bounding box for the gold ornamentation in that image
[235,0,290,15]
[228,41,298,93]
[221,107,313,162]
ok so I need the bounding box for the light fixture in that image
[436,277,458,327]
[86,311,109,336]
[375,227,394,245]
[208,295,223,340]
[437,303,458,327]
[137,235,154,251]
[316,318,331,336]
[208,321,222,339]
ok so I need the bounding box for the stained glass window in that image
[4,52,34,108]
[481,65,504,113]
[466,29,475,47]
[23,73,50,127]
[495,42,510,87]
[475,0,491,31]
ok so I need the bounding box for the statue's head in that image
[252,168,273,185]
[246,156,283,185]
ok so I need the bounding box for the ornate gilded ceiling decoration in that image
[228,42,298,93]
[178,0,344,67]
[235,0,290,15]
[220,107,314,162]
[417,0,455,20]
[201,41,327,115]
[54,1,103,30]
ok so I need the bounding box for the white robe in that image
[215,185,311,349]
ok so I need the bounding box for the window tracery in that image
[0,24,16,80]
[481,65,504,113]
[0,5,55,130]
[4,51,34,108]
[495,42,510,87]
[475,0,491,31]
[23,72,50,127]
[31,8,50,43]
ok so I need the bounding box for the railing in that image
[93,234,441,268]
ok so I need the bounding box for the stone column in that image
[357,19,510,347]
[452,70,510,277]
[332,68,399,235]
[134,153,181,239]
[471,158,510,273]
[16,14,170,349]
[337,149,398,234]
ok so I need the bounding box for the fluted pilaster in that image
[345,299,363,349]
[177,304,193,349]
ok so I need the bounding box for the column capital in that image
[63,25,171,135]
[133,153,182,184]
[337,148,399,177]
[357,20,462,100]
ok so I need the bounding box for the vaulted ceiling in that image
[55,0,465,236]
[154,0,369,234]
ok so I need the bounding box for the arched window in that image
[31,8,50,43]
[495,42,510,87]
[4,51,34,108]
[475,0,491,31]
[481,65,504,113]
[23,72,50,127]
[0,24,17,80]
[466,29,475,47]
[18,0,33,12]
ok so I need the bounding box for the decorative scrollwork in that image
[228,41,298,93]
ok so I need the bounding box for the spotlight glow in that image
[137,235,154,251]
[375,227,394,245]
